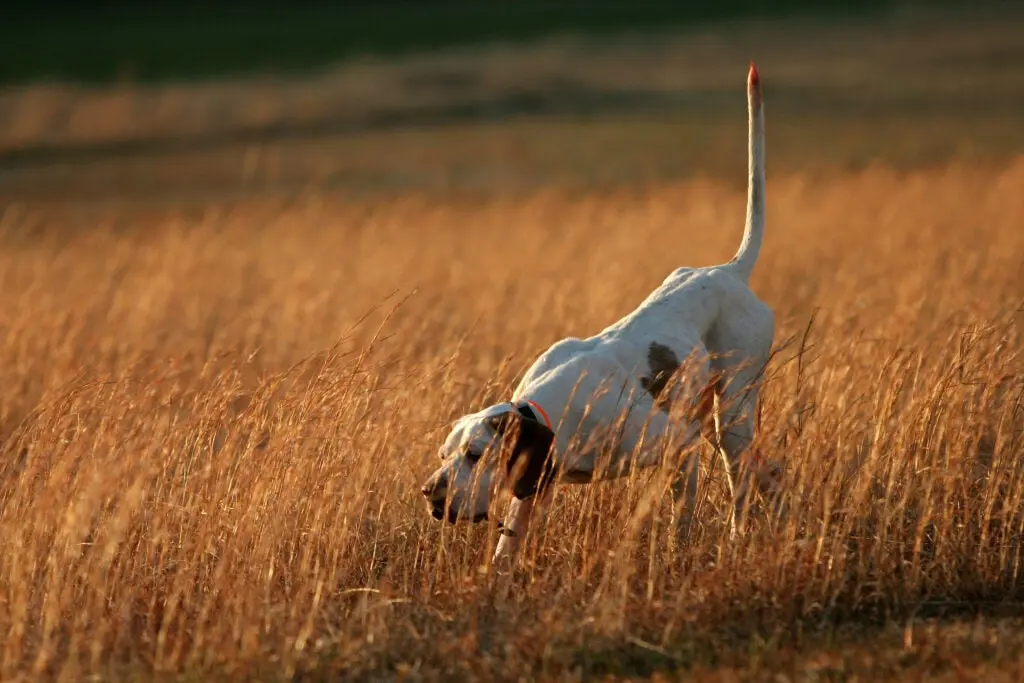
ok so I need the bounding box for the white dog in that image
[421,63,779,565]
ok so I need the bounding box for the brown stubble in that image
[0,155,1023,680]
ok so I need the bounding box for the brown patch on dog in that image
[640,341,680,412]
[642,342,724,431]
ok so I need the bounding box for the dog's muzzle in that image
[428,499,489,525]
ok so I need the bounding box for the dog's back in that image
[514,63,770,415]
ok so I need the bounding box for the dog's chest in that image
[558,439,650,484]
[561,469,594,484]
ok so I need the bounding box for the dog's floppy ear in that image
[498,411,557,500]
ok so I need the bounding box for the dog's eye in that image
[465,448,482,464]
[485,414,511,434]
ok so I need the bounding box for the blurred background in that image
[1,0,1021,203]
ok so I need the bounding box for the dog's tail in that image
[728,62,766,282]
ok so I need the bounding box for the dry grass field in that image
[2,9,1024,683]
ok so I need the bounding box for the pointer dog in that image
[421,64,779,565]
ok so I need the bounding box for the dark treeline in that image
[1,1,973,85]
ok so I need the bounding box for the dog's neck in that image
[513,398,552,431]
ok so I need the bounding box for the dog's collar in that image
[514,398,552,431]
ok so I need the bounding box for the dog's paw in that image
[669,508,697,543]
[490,544,522,577]
[755,459,784,495]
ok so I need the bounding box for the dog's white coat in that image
[421,65,777,565]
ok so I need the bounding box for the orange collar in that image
[517,398,553,431]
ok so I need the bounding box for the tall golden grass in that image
[1,156,1023,680]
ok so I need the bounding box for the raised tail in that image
[728,62,766,281]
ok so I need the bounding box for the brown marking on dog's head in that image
[493,410,557,499]
[640,341,681,412]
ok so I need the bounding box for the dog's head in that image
[420,402,556,524]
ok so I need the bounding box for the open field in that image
[2,8,1024,683]
[3,157,1024,681]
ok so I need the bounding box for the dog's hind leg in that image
[663,374,727,538]
[665,447,700,539]
[712,362,780,536]
[659,354,715,539]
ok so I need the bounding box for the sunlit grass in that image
[1,154,1022,680]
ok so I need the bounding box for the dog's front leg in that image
[492,493,548,569]
[494,497,531,560]
[714,381,783,534]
